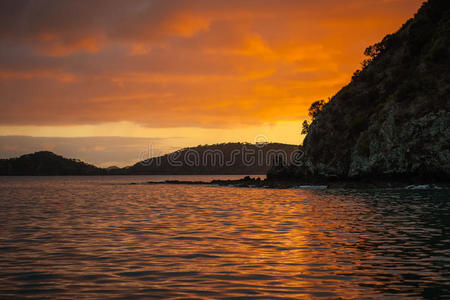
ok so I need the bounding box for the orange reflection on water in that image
[0,177,449,298]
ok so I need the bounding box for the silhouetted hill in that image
[126,143,299,175]
[0,143,300,176]
[0,151,106,175]
[269,0,450,182]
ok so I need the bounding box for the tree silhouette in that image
[308,99,326,120]
[301,120,309,135]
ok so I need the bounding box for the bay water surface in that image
[0,176,449,299]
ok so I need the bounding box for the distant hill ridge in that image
[0,143,299,175]
[126,142,299,175]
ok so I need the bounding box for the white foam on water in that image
[405,184,443,190]
[292,185,328,190]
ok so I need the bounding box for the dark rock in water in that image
[138,176,450,189]
[270,0,450,183]
[211,176,263,187]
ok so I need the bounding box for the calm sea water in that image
[0,176,449,299]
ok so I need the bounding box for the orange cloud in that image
[0,0,424,128]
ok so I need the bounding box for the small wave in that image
[171,236,204,241]
[291,185,328,190]
[404,184,443,190]
[117,271,155,277]
[179,253,220,259]
[153,253,220,259]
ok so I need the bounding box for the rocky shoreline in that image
[135,176,449,190]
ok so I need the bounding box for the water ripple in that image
[0,176,449,298]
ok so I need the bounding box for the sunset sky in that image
[0,0,423,166]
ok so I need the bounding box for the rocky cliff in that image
[270,0,450,182]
